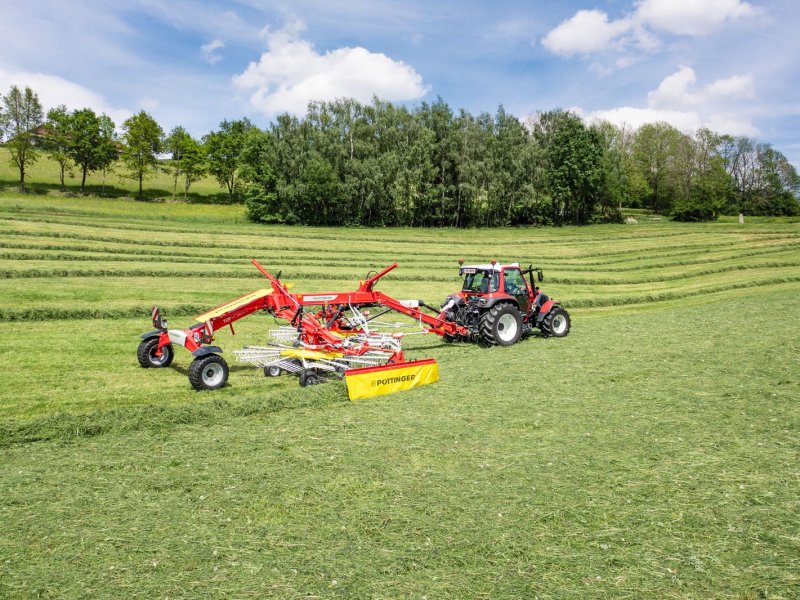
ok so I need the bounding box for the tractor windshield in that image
[462,270,499,293]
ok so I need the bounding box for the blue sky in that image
[2,0,799,164]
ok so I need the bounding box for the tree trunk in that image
[81,166,87,193]
[19,165,25,193]
[102,168,107,196]
[139,173,143,200]
[173,173,178,201]
[60,163,66,191]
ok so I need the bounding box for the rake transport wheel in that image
[137,337,174,368]
[188,354,229,390]
[264,365,283,377]
[480,303,523,346]
[299,369,324,387]
[540,306,571,338]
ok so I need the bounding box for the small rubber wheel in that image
[188,354,229,390]
[264,365,282,377]
[299,370,322,387]
[540,307,571,338]
[137,337,173,368]
[479,303,523,346]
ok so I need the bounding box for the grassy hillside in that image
[0,194,798,598]
[0,147,229,202]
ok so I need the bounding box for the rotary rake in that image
[138,261,448,399]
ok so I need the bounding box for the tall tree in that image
[68,108,104,193]
[44,105,73,190]
[120,111,163,200]
[240,129,278,222]
[179,136,206,199]
[165,126,190,200]
[96,114,118,196]
[1,85,44,192]
[531,110,605,225]
[632,122,681,213]
[204,118,254,201]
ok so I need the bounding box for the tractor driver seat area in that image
[479,277,490,293]
[534,293,550,308]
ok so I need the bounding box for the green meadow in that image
[0,192,798,598]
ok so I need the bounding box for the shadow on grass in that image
[0,179,240,205]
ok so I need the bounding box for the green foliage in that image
[44,105,73,189]
[1,85,44,191]
[204,118,254,201]
[120,110,163,200]
[240,129,279,223]
[532,110,607,225]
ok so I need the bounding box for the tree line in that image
[1,85,798,225]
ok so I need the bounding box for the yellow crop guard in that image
[345,359,439,401]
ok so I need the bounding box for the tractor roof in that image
[460,262,519,274]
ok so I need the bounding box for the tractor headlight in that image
[478,298,487,306]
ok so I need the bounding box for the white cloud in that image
[648,65,755,108]
[233,20,429,116]
[582,66,759,137]
[635,0,758,36]
[0,69,131,126]
[542,0,759,59]
[542,10,633,56]
[201,39,225,65]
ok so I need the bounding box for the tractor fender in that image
[140,329,165,340]
[191,346,223,357]
[481,297,518,311]
[536,300,557,323]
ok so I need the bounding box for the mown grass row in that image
[4,236,800,272]
[3,259,800,285]
[4,274,800,322]
[3,227,797,266]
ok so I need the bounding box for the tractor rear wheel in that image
[137,337,173,368]
[479,303,523,346]
[188,354,229,390]
[540,306,571,338]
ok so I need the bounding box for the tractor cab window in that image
[503,269,527,295]
[462,270,499,293]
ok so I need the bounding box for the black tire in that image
[299,370,322,387]
[442,332,459,344]
[264,365,282,377]
[188,354,229,390]
[479,303,523,346]
[540,306,571,338]
[137,337,173,368]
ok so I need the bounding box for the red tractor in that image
[438,261,570,345]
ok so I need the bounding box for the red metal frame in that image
[155,260,470,359]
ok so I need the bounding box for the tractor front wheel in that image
[479,303,523,346]
[188,354,229,390]
[137,337,173,368]
[540,307,571,338]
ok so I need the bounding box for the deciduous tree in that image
[204,118,254,201]
[1,85,44,192]
[44,105,73,190]
[120,111,163,200]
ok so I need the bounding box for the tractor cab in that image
[459,262,532,314]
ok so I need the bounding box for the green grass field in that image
[0,193,798,598]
